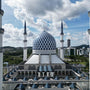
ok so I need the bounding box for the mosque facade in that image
[3,22,89,90]
[0,0,89,90]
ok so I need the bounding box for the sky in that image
[2,0,90,47]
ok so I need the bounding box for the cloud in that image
[66,33,71,40]
[2,23,89,47]
[3,24,35,47]
[5,0,63,16]
[3,0,90,47]
[65,31,89,46]
[4,0,90,32]
[5,0,90,19]
[4,34,11,38]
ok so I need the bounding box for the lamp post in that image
[88,11,90,90]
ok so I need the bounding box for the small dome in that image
[33,31,56,50]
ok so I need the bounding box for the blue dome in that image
[33,31,56,50]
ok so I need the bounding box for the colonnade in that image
[17,69,72,78]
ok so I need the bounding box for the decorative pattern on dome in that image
[33,31,56,50]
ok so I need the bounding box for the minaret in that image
[0,0,4,90]
[23,21,27,61]
[60,21,64,60]
[67,39,71,47]
[88,11,90,90]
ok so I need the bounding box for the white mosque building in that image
[0,0,89,90]
[2,22,89,90]
[25,30,65,70]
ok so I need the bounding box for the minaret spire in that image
[23,21,27,61]
[24,21,27,35]
[0,0,4,90]
[0,0,1,9]
[61,21,63,34]
[60,21,64,60]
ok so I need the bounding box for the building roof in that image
[44,83,51,88]
[18,84,25,89]
[25,55,64,64]
[57,83,63,88]
[25,55,39,64]
[33,31,56,51]
[32,84,38,88]
[38,65,53,72]
[69,83,75,89]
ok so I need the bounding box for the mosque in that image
[2,22,89,90]
[0,0,89,90]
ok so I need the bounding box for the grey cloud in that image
[4,34,11,38]
[4,0,90,33]
[24,0,63,16]
[5,0,90,20]
[28,31,34,37]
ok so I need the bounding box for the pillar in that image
[28,71,29,78]
[38,72,40,77]
[0,0,4,89]
[77,49,79,55]
[43,72,44,77]
[47,72,49,77]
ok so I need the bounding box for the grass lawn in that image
[67,61,87,66]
